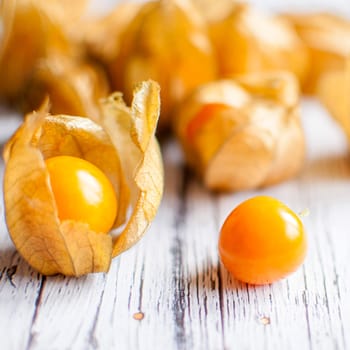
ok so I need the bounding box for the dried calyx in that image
[174,71,305,191]
[282,12,350,93]
[0,0,107,119]
[282,13,350,143]
[3,81,163,276]
[23,54,110,120]
[193,2,309,85]
[317,58,350,141]
[104,0,217,131]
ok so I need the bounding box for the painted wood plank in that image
[91,141,184,350]
[1,0,350,344]
[87,101,350,350]
[17,141,185,350]
[1,98,350,350]
[25,273,108,349]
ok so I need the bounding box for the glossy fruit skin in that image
[219,196,307,285]
[45,156,118,234]
[186,103,232,141]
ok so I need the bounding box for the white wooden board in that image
[1,98,350,350]
[1,0,350,349]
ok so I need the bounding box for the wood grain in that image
[1,98,350,350]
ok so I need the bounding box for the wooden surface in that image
[1,1,350,349]
[1,99,350,350]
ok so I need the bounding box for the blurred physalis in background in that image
[191,1,309,86]
[96,0,217,131]
[1,0,350,194]
[0,0,108,119]
[174,71,305,191]
[282,12,350,94]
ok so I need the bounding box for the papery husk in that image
[317,58,350,140]
[23,54,109,120]
[190,0,238,23]
[0,0,16,59]
[0,0,46,101]
[3,108,115,275]
[174,72,305,191]
[3,80,163,276]
[203,3,309,85]
[34,0,87,25]
[19,0,87,44]
[282,13,350,93]
[109,0,217,131]
[82,2,142,64]
[99,81,164,256]
[0,0,84,102]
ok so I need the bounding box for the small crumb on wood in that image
[133,312,144,321]
[259,316,271,325]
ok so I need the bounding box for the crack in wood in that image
[6,265,17,287]
[314,226,331,315]
[88,274,108,349]
[110,259,121,324]
[171,165,191,350]
[217,262,226,344]
[302,266,313,350]
[137,264,145,313]
[212,197,227,348]
[324,227,347,350]
[25,275,46,350]
[0,267,6,281]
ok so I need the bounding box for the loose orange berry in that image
[219,196,307,284]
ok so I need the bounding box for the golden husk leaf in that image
[82,2,142,64]
[190,0,238,23]
[174,71,305,191]
[317,58,350,140]
[3,80,163,276]
[282,13,350,93]
[23,54,110,120]
[0,0,16,58]
[108,0,217,131]
[99,82,164,256]
[33,0,87,25]
[202,3,309,84]
[0,0,46,101]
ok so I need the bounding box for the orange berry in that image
[186,103,232,141]
[219,196,307,284]
[45,156,118,234]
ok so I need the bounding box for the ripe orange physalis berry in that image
[186,103,233,141]
[219,196,307,285]
[45,155,118,234]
